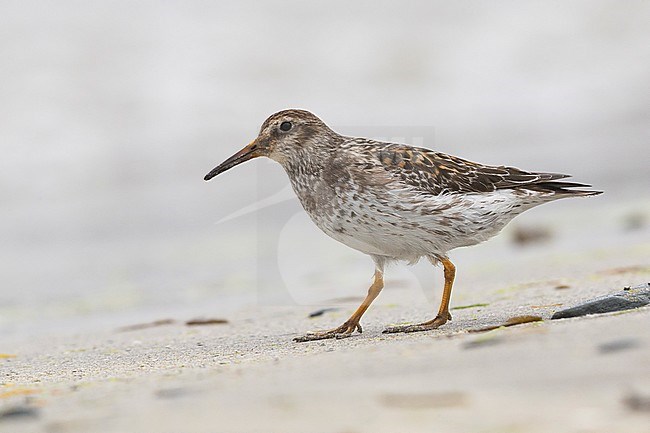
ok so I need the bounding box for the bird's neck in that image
[277,132,344,181]
[283,149,326,179]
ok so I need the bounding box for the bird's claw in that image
[382,314,450,334]
[293,322,362,343]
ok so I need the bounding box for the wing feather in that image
[372,144,584,195]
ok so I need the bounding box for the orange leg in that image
[294,269,384,342]
[383,258,455,334]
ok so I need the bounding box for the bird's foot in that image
[293,321,362,342]
[382,312,452,334]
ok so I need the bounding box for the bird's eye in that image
[280,121,292,132]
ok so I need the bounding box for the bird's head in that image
[204,109,336,181]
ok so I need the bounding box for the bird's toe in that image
[382,315,449,334]
[293,321,360,343]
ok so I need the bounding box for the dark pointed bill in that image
[204,141,260,181]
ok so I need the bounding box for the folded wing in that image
[374,144,601,197]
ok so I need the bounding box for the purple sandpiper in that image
[204,109,601,342]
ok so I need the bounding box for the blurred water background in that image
[1,1,649,341]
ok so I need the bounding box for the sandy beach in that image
[2,1,650,432]
[3,196,650,432]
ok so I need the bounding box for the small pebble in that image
[0,406,39,421]
[467,315,542,333]
[308,308,340,318]
[117,319,175,332]
[597,339,639,354]
[511,225,552,246]
[623,393,650,412]
[622,211,646,231]
[185,318,229,326]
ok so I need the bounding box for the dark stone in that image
[0,406,39,421]
[551,282,650,319]
[597,339,640,354]
[623,393,650,412]
[185,318,228,326]
[308,308,339,318]
[117,319,175,332]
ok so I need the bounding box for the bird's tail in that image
[530,180,603,197]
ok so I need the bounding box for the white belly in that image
[304,188,545,261]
